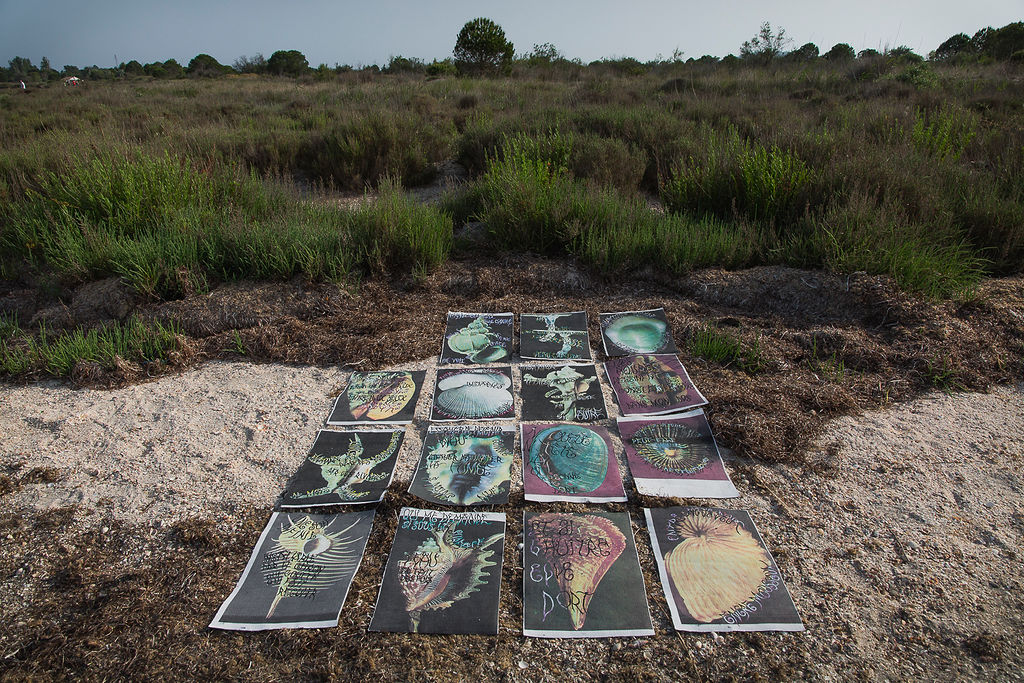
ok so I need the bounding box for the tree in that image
[162,59,184,79]
[267,50,309,76]
[786,42,819,61]
[454,17,514,74]
[740,22,792,64]
[233,54,267,74]
[858,48,881,59]
[122,60,145,77]
[187,53,229,77]
[931,33,972,61]
[823,43,855,62]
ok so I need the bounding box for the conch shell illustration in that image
[664,510,771,623]
[447,316,508,363]
[347,371,416,420]
[529,513,625,630]
[397,526,503,632]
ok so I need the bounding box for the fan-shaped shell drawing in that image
[605,315,668,353]
[631,422,713,474]
[664,510,771,623]
[528,426,608,493]
[347,372,416,421]
[435,372,513,419]
[437,371,511,391]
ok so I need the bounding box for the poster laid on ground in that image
[520,363,607,422]
[521,424,626,503]
[326,370,426,425]
[408,425,515,506]
[617,411,738,498]
[520,312,592,361]
[523,511,654,638]
[599,308,678,357]
[644,506,804,632]
[439,312,514,365]
[430,366,515,422]
[604,354,707,416]
[368,508,506,634]
[278,429,404,507]
[210,510,375,631]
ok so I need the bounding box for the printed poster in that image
[644,506,804,632]
[604,354,708,416]
[600,308,679,357]
[439,312,514,365]
[369,508,506,634]
[326,370,425,425]
[520,312,592,361]
[409,425,515,506]
[521,424,626,503]
[210,510,375,631]
[523,511,654,638]
[520,364,607,422]
[430,366,515,422]
[617,411,738,498]
[278,429,404,507]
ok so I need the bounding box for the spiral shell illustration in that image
[605,315,668,353]
[347,372,416,421]
[664,510,771,623]
[630,422,713,474]
[529,513,626,630]
[528,425,608,494]
[447,316,509,363]
[435,372,513,419]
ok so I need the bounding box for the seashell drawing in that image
[435,372,513,419]
[619,355,688,406]
[605,315,668,353]
[528,425,608,494]
[664,510,771,623]
[348,372,416,421]
[428,435,513,504]
[437,371,511,391]
[529,513,625,630]
[631,422,713,474]
[447,316,509,363]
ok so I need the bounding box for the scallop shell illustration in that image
[528,425,608,494]
[631,422,713,474]
[348,372,416,420]
[529,513,626,630]
[664,510,771,623]
[435,372,513,419]
[605,315,668,353]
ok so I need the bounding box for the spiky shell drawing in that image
[529,513,626,630]
[664,510,771,623]
[528,425,608,494]
[397,526,503,632]
[434,371,513,420]
[287,432,401,502]
[630,422,712,474]
[447,316,509,363]
[346,371,416,421]
[522,365,598,421]
[424,434,513,505]
[604,315,668,353]
[618,356,688,406]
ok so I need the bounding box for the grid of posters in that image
[523,511,654,638]
[408,425,515,506]
[600,308,678,357]
[369,508,506,634]
[439,312,514,365]
[326,370,425,425]
[278,429,404,507]
[604,354,708,416]
[210,510,375,631]
[521,424,626,503]
[520,312,592,361]
[430,366,515,421]
[644,506,804,632]
[617,411,738,498]
[520,363,607,422]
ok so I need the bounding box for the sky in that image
[1,0,1020,69]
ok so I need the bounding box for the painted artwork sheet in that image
[439,312,514,365]
[604,354,708,416]
[520,311,592,361]
[523,511,654,638]
[326,370,425,425]
[278,429,404,507]
[210,510,375,631]
[430,366,515,422]
[617,411,738,498]
[521,424,626,503]
[408,425,515,506]
[369,508,506,634]
[520,363,607,422]
[600,308,678,357]
[644,506,804,632]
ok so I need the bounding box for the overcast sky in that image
[1,0,1020,69]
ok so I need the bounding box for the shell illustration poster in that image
[520,363,607,422]
[520,424,626,503]
[278,429,404,507]
[523,511,654,638]
[520,312,592,361]
[369,508,506,634]
[210,510,375,631]
[430,366,515,422]
[604,354,708,416]
[599,308,678,357]
[644,506,804,632]
[326,370,425,425]
[617,410,738,498]
[408,425,515,506]
[439,312,514,365]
